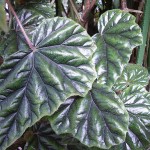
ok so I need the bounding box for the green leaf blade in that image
[14,0,55,35]
[113,64,149,91]
[93,9,143,87]
[111,85,150,150]
[0,17,96,149]
[24,121,65,150]
[50,83,129,149]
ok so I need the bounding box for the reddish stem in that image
[121,0,143,14]
[6,0,36,51]
[121,0,127,10]
[81,0,96,24]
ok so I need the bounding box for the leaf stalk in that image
[5,0,36,51]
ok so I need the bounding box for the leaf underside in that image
[0,17,96,149]
[92,9,142,87]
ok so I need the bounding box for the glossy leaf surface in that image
[24,121,65,150]
[92,9,142,87]
[0,0,8,32]
[113,64,149,91]
[111,85,150,150]
[50,83,129,149]
[0,17,96,149]
[15,1,54,30]
[25,123,102,150]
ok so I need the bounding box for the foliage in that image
[0,15,96,150]
[0,0,149,150]
[0,0,8,32]
[49,9,142,149]
[111,64,150,150]
[24,121,66,150]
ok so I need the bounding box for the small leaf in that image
[0,17,96,149]
[111,85,150,150]
[92,9,142,87]
[0,0,8,32]
[113,64,149,91]
[24,121,65,150]
[50,82,129,149]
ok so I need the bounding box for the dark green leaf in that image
[24,121,65,150]
[59,134,103,150]
[92,9,142,87]
[0,0,8,32]
[50,83,129,149]
[25,123,102,150]
[113,64,149,91]
[111,85,150,150]
[66,137,103,150]
[67,144,102,150]
[0,17,96,149]
[0,36,5,56]
[15,1,54,30]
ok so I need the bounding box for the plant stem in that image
[121,0,127,9]
[146,26,150,73]
[5,0,36,51]
[69,0,81,23]
[81,0,96,26]
[136,0,144,23]
[55,0,67,17]
[137,0,150,64]
[121,0,143,14]
[124,9,143,14]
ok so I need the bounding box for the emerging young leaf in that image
[50,83,129,149]
[111,85,150,150]
[92,9,142,87]
[113,64,149,91]
[24,121,65,150]
[0,17,96,149]
[0,0,8,32]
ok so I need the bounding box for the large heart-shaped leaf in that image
[0,17,96,149]
[50,82,129,149]
[0,0,8,32]
[92,9,142,87]
[113,64,149,91]
[111,85,150,150]
[24,121,65,150]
